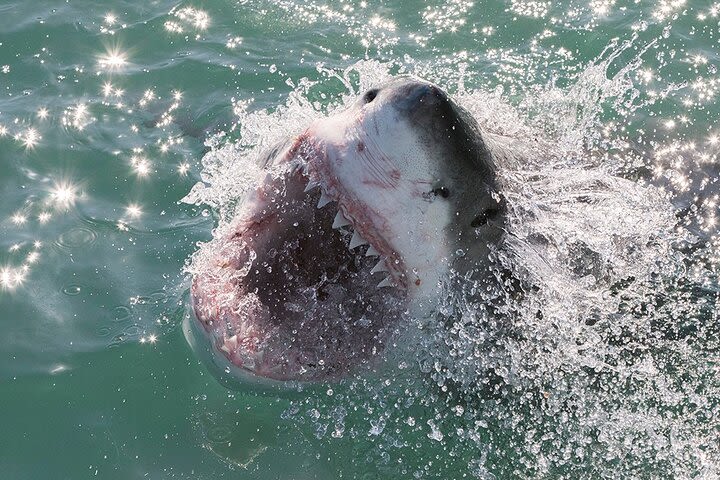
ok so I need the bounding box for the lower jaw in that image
[191,265,408,382]
[190,289,408,383]
[182,311,309,391]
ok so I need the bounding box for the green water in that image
[1,1,719,478]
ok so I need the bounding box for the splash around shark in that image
[188,77,508,384]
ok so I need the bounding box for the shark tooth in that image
[371,260,388,274]
[365,246,380,257]
[377,277,394,288]
[349,230,368,249]
[304,181,320,193]
[225,334,239,351]
[253,348,264,367]
[332,211,351,229]
[317,191,333,208]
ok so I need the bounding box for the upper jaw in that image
[288,126,457,297]
[288,133,410,291]
[281,119,458,300]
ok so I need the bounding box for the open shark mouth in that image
[191,135,409,382]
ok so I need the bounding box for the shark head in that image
[190,77,505,383]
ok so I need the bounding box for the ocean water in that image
[1,0,719,478]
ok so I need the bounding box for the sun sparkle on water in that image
[0,266,26,290]
[49,182,78,209]
[131,156,152,177]
[139,334,158,344]
[102,82,114,97]
[125,204,142,218]
[21,128,40,149]
[165,6,210,33]
[62,103,92,130]
[98,47,127,71]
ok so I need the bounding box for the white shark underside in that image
[190,77,507,382]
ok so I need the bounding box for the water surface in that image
[1,0,718,478]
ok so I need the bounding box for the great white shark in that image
[189,77,507,384]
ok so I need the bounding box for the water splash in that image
[184,27,718,475]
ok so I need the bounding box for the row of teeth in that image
[218,335,265,372]
[219,334,239,354]
[304,180,394,289]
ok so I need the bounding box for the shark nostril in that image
[431,186,450,198]
[364,89,379,104]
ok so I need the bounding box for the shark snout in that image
[392,80,449,111]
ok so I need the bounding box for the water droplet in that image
[62,284,82,295]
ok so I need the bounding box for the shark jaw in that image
[190,133,419,382]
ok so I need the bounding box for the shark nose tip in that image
[400,81,449,109]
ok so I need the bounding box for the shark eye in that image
[363,88,379,104]
[431,187,450,198]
